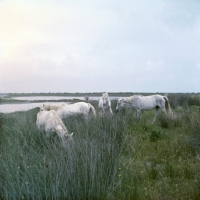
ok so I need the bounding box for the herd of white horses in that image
[36,92,173,148]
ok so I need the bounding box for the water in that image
[0,103,43,113]
[0,102,70,113]
[9,96,119,101]
[0,96,120,113]
[0,96,90,113]
[10,96,87,101]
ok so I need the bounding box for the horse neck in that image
[98,98,103,107]
[124,97,133,105]
[106,98,111,106]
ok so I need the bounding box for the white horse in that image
[98,92,113,115]
[56,102,96,120]
[116,94,172,123]
[40,103,66,111]
[36,110,73,148]
[84,95,90,103]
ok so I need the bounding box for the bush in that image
[149,130,164,142]
[158,112,182,129]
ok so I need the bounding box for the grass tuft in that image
[149,130,164,142]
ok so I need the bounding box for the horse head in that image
[40,104,45,111]
[63,132,74,141]
[62,132,74,148]
[68,132,74,140]
[102,92,109,106]
[116,98,125,111]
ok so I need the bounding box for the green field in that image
[1,94,200,199]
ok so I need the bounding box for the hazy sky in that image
[0,0,200,93]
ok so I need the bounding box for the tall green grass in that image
[1,95,200,199]
[1,108,127,199]
[168,93,200,108]
[187,107,200,154]
[114,105,200,199]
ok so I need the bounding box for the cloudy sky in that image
[0,0,200,93]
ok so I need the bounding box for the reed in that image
[1,108,127,199]
[1,94,200,199]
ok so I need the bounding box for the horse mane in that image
[124,96,134,104]
[133,94,142,98]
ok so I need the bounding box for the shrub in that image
[149,130,164,142]
[158,112,182,129]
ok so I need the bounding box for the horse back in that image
[134,95,163,110]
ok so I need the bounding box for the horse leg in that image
[134,110,137,117]
[136,110,140,118]
[109,107,113,115]
[45,131,51,137]
[99,108,103,116]
[134,109,139,118]
[84,113,89,120]
[152,106,159,124]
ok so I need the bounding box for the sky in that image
[0,0,200,93]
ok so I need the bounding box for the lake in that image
[0,102,43,113]
[0,102,71,113]
[9,96,99,101]
[0,96,120,113]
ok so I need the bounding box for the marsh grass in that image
[113,105,200,199]
[168,93,200,108]
[1,108,127,199]
[1,98,200,199]
[187,107,200,154]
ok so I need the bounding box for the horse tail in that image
[88,103,96,117]
[163,96,172,116]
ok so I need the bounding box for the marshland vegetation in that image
[1,93,200,199]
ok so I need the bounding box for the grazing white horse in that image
[56,102,96,120]
[98,92,113,115]
[116,94,172,123]
[40,103,66,111]
[36,110,73,148]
